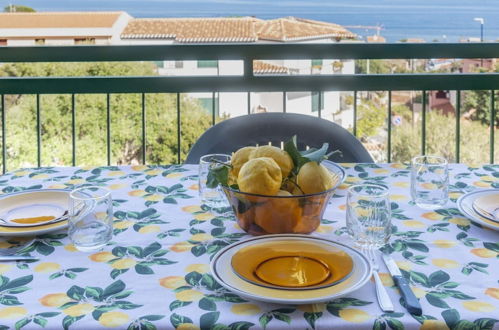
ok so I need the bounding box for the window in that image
[197,60,218,68]
[312,92,324,112]
[311,59,323,67]
[35,39,45,45]
[175,61,184,69]
[0,39,6,46]
[75,38,96,45]
[198,96,219,116]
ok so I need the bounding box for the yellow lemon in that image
[238,157,282,195]
[378,273,394,287]
[249,145,293,178]
[145,169,162,176]
[188,184,199,191]
[31,174,49,179]
[422,212,444,221]
[231,303,262,315]
[480,175,497,182]
[131,165,148,171]
[39,293,73,307]
[391,163,407,169]
[190,233,213,242]
[449,192,463,199]
[14,171,29,177]
[67,179,85,185]
[128,190,147,197]
[374,169,389,174]
[166,172,183,179]
[485,288,499,299]
[185,264,209,274]
[231,146,257,178]
[403,220,426,228]
[34,262,60,273]
[471,248,497,258]
[89,251,115,263]
[99,311,129,327]
[144,194,162,202]
[389,194,407,201]
[111,258,137,269]
[316,225,333,233]
[338,183,349,190]
[433,240,457,248]
[297,303,326,313]
[0,264,12,274]
[411,286,426,299]
[175,289,204,302]
[177,324,200,330]
[108,183,127,190]
[421,183,438,190]
[393,182,410,188]
[297,161,336,194]
[339,309,371,323]
[194,213,214,221]
[63,303,95,317]
[396,261,412,271]
[420,320,449,330]
[462,301,495,313]
[345,176,361,184]
[113,220,134,230]
[181,205,202,213]
[473,181,492,188]
[138,225,161,234]
[0,307,27,319]
[107,171,125,177]
[48,184,68,189]
[95,212,108,220]
[170,241,194,252]
[449,217,470,226]
[431,259,459,269]
[338,204,346,211]
[64,244,78,252]
[159,276,187,289]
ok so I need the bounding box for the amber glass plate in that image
[231,239,353,290]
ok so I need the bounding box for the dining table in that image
[0,162,497,330]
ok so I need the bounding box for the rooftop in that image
[0,12,126,29]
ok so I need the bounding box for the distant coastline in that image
[1,0,498,42]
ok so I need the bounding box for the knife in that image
[0,256,38,262]
[382,254,422,316]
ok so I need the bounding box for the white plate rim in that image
[457,189,499,231]
[210,234,372,304]
[0,189,70,236]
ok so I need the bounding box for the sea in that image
[2,0,499,43]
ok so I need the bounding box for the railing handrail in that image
[1,43,499,62]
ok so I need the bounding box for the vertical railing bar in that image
[456,91,461,163]
[1,94,5,174]
[177,93,181,164]
[422,90,427,155]
[107,93,111,166]
[141,93,146,165]
[490,90,495,164]
[318,91,322,119]
[247,92,251,115]
[36,94,41,167]
[387,91,392,163]
[353,91,358,137]
[283,92,287,113]
[71,94,76,167]
[212,92,216,125]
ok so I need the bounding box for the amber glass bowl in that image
[223,161,345,236]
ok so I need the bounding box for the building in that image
[120,16,357,126]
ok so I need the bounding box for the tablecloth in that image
[0,163,497,330]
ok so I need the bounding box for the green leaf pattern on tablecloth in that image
[0,164,496,329]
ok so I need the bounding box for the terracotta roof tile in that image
[0,12,124,29]
[122,16,355,43]
[253,60,289,74]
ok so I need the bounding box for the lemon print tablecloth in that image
[0,163,497,329]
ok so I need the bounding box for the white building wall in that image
[7,39,35,46]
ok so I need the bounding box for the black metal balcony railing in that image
[1,43,499,172]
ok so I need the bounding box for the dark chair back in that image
[185,113,374,164]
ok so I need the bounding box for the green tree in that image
[462,90,499,127]
[0,62,211,169]
[355,59,391,74]
[3,4,35,12]
[356,99,387,141]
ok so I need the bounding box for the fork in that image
[365,246,394,312]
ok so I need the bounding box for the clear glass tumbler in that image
[346,184,391,248]
[69,186,113,252]
[199,154,231,208]
[411,155,449,209]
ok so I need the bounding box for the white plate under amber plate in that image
[0,189,70,236]
[457,189,499,231]
[210,234,372,304]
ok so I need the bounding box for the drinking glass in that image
[410,155,449,209]
[69,186,113,252]
[199,154,231,208]
[346,184,391,248]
